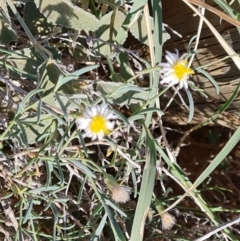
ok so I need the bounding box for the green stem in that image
[0,118,16,141]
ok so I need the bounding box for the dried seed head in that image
[161,212,176,230]
[104,174,132,203]
[111,185,132,203]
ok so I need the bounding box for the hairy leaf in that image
[54,93,88,112]
[34,0,107,31]
[20,113,57,144]
[34,0,169,56]
[2,47,61,80]
[95,10,170,56]
[97,81,154,106]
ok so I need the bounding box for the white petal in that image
[165,54,175,65]
[174,49,179,57]
[167,50,179,62]
[91,105,98,116]
[85,107,94,118]
[97,132,104,140]
[179,53,187,61]
[101,104,108,113]
[178,81,184,89]
[183,80,188,89]
[106,121,115,130]
[76,119,90,129]
[159,63,171,68]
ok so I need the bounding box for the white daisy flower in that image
[159,49,194,89]
[76,104,117,140]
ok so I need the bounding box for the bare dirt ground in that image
[160,124,240,239]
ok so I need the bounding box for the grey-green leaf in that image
[20,113,57,145]
[0,0,17,44]
[24,1,53,36]
[129,14,170,46]
[2,47,61,80]
[34,0,108,31]
[185,88,194,123]
[97,81,154,106]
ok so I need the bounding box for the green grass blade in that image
[16,120,29,150]
[15,89,44,117]
[50,202,58,241]
[77,175,87,203]
[23,197,33,224]
[68,159,96,178]
[54,64,99,91]
[133,107,164,116]
[192,127,240,189]
[185,88,194,123]
[105,199,127,217]
[151,0,163,63]
[213,0,240,21]
[55,158,65,186]
[115,0,148,44]
[103,201,126,241]
[89,177,126,240]
[196,68,220,94]
[130,127,156,241]
[91,212,108,241]
[36,97,42,125]
[55,93,68,120]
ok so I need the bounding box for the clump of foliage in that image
[0,0,240,240]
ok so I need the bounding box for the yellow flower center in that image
[173,60,194,81]
[89,115,110,134]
